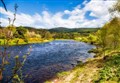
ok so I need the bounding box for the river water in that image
[3,40,95,83]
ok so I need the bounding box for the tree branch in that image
[1,0,7,11]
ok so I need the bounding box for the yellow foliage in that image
[18,39,24,43]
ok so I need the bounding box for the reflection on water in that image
[3,40,95,83]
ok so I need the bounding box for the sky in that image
[0,0,117,29]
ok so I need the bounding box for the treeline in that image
[0,25,52,44]
[0,26,99,45]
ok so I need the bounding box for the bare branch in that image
[12,4,18,25]
[1,0,7,11]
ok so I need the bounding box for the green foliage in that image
[95,54,120,83]
[14,55,19,59]
[0,26,100,45]
[57,71,70,78]
[6,25,16,34]
[95,17,120,56]
[53,32,81,39]
[14,26,27,38]
[43,31,52,39]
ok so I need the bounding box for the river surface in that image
[3,40,95,83]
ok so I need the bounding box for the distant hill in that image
[48,27,72,33]
[1,26,100,33]
[48,27,100,33]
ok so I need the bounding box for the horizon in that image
[0,0,117,29]
[0,26,101,29]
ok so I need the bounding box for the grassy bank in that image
[0,38,53,46]
[0,37,90,46]
[45,50,120,83]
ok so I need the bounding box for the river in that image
[3,40,95,83]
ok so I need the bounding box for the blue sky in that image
[0,0,117,28]
[1,0,88,15]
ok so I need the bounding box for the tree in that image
[44,31,52,39]
[109,0,120,17]
[96,24,108,56]
[108,17,120,51]
[15,26,27,38]
[7,25,16,34]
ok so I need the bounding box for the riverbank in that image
[45,48,120,83]
[0,38,54,46]
[53,34,120,83]
[0,38,84,46]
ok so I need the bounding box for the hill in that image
[48,27,100,33]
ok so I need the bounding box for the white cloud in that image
[0,0,117,28]
[84,0,116,17]
[82,0,88,5]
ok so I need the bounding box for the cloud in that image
[0,0,117,29]
[83,0,117,27]
[82,0,88,5]
[84,0,116,18]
